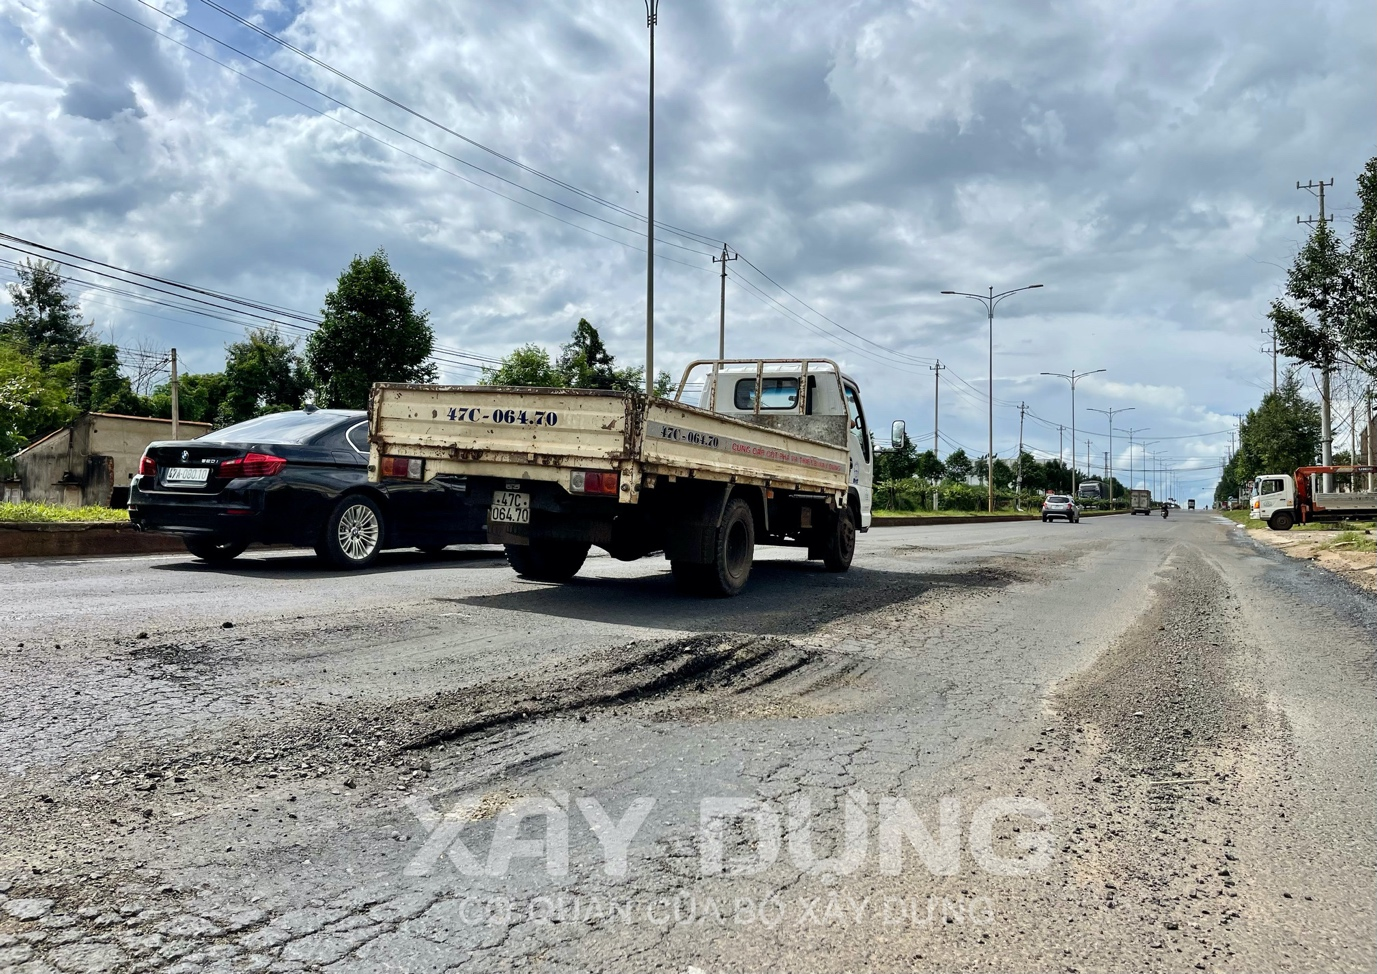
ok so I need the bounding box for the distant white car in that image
[1042,494,1080,523]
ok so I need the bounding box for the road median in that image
[871,510,1129,527]
[0,521,184,559]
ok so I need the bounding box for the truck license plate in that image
[164,467,210,484]
[490,491,530,524]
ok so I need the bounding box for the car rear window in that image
[1047,495,1070,503]
[199,411,351,444]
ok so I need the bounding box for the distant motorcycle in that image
[1161,505,1169,519]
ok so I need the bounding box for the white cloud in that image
[1,0,1372,500]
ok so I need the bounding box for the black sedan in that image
[128,408,486,567]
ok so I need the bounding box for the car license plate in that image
[490,490,530,524]
[164,466,210,484]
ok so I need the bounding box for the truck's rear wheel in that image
[695,497,754,597]
[1269,511,1294,531]
[821,506,856,572]
[505,540,589,581]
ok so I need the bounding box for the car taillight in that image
[218,452,287,478]
[380,456,424,480]
[139,454,157,476]
[570,470,620,495]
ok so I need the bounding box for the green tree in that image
[1231,376,1322,483]
[2,259,90,367]
[220,327,310,425]
[70,343,146,415]
[482,344,565,387]
[0,345,77,456]
[913,449,945,482]
[147,372,227,425]
[1270,157,1377,380]
[557,318,643,391]
[306,250,437,409]
[875,437,919,481]
[944,448,973,482]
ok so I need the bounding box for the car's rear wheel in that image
[505,540,589,582]
[184,537,248,564]
[317,495,384,568]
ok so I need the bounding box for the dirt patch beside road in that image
[1244,525,1376,593]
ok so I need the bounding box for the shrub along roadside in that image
[0,502,130,523]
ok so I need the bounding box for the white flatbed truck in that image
[1250,465,1377,530]
[367,359,875,596]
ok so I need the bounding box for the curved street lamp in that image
[1040,368,1105,497]
[1087,406,1133,506]
[941,284,1044,511]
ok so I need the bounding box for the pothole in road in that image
[402,633,871,751]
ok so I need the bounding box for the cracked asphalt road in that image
[1,513,1373,973]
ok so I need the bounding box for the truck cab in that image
[687,362,873,529]
[1251,474,1296,529]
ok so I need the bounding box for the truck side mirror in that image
[891,420,908,449]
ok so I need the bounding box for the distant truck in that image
[1129,489,1153,514]
[1187,499,1196,510]
[1250,465,1377,530]
[368,359,877,596]
[1077,481,1103,500]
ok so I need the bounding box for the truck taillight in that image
[139,454,157,476]
[218,452,287,478]
[570,470,620,495]
[380,456,424,480]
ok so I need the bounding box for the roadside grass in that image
[1221,508,1375,538]
[1315,530,1377,554]
[0,501,130,523]
[872,508,1031,518]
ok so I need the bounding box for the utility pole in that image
[1321,369,1334,491]
[1058,425,1065,466]
[712,244,737,361]
[169,347,180,440]
[642,0,660,397]
[1350,403,1357,492]
[1086,439,1092,490]
[1360,385,1371,490]
[1299,177,1336,490]
[1296,178,1334,226]
[929,360,945,456]
[1261,327,1277,393]
[1088,405,1133,507]
[1016,402,1027,509]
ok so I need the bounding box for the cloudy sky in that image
[2,0,1373,501]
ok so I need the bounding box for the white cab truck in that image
[1250,465,1377,530]
[1129,488,1153,514]
[367,359,875,595]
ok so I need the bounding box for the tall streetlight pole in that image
[643,1,659,396]
[941,284,1044,511]
[1139,441,1160,500]
[1087,406,1133,507]
[1116,427,1150,497]
[1040,368,1105,497]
